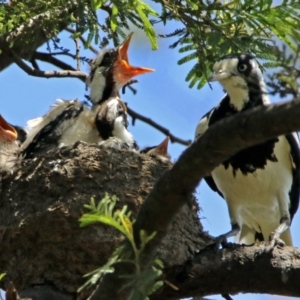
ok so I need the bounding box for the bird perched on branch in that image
[0,114,25,174]
[195,53,300,250]
[140,136,170,162]
[21,33,153,157]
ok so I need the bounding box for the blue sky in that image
[0,12,299,300]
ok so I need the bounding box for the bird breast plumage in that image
[58,109,102,146]
[212,135,293,236]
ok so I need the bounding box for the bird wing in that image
[195,108,224,198]
[286,132,300,223]
[195,109,213,140]
[21,99,84,158]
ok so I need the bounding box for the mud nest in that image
[0,142,211,298]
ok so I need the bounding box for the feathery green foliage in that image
[79,194,163,299]
[1,0,299,88]
[158,0,300,88]
[0,0,158,52]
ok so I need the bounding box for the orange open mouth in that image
[0,114,17,141]
[114,32,155,83]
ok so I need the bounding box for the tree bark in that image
[1,99,300,300]
[0,1,84,72]
[0,142,209,299]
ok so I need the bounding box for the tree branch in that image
[90,98,300,299]
[6,50,87,80]
[33,51,78,65]
[150,244,300,299]
[126,106,192,146]
[8,49,190,146]
[0,2,81,71]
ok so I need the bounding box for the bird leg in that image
[212,223,240,249]
[264,216,290,252]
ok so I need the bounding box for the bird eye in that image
[117,104,124,115]
[238,63,248,72]
[98,51,115,67]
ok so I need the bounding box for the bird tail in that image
[235,224,257,245]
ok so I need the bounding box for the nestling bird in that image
[140,136,170,162]
[87,32,154,105]
[195,54,300,249]
[0,114,24,174]
[21,33,153,157]
[21,96,137,157]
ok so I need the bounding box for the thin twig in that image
[7,50,87,80]
[29,58,40,70]
[126,105,192,146]
[65,27,99,55]
[32,51,80,72]
[74,37,81,70]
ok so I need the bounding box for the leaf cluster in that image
[79,194,163,299]
[156,0,300,88]
[70,0,159,50]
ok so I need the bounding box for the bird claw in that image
[206,234,233,251]
[264,231,286,252]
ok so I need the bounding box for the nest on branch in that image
[0,142,211,299]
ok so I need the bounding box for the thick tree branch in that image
[0,2,82,71]
[126,106,192,146]
[150,245,300,299]
[90,98,300,299]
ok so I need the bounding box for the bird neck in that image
[221,76,270,112]
[89,69,118,105]
[112,116,134,145]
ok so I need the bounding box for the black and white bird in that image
[87,32,154,105]
[0,114,25,173]
[195,54,300,249]
[21,33,153,158]
[140,136,170,162]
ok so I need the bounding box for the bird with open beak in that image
[88,32,154,105]
[21,33,153,158]
[140,137,171,162]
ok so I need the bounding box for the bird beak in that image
[155,136,169,156]
[208,70,230,82]
[114,32,155,83]
[0,114,17,141]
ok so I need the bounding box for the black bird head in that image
[87,33,154,105]
[209,54,269,110]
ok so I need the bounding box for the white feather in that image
[212,136,294,245]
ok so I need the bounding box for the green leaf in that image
[80,214,127,235]
[134,2,158,50]
[111,4,118,32]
